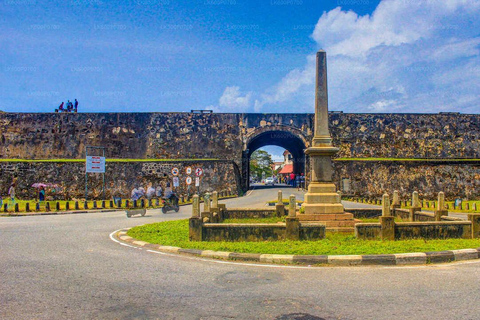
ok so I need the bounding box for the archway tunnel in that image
[242,130,307,190]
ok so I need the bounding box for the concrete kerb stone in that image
[394,252,427,265]
[328,255,363,266]
[113,229,480,267]
[451,249,479,261]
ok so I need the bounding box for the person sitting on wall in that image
[57,102,65,113]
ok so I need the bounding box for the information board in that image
[86,156,106,173]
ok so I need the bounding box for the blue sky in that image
[3,0,479,115]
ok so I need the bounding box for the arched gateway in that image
[241,125,310,191]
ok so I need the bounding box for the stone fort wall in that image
[0,112,479,199]
[1,112,479,160]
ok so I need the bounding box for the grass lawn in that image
[127,219,480,256]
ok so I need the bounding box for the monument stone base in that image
[299,182,358,229]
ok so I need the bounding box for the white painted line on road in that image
[245,186,256,197]
[109,229,143,250]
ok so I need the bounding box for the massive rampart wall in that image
[0,112,479,199]
[1,112,479,160]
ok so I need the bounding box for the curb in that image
[113,229,480,267]
[0,196,239,217]
[0,208,122,217]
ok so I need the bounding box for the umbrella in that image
[32,183,59,188]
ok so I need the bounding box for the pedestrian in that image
[296,174,301,190]
[39,186,45,202]
[58,102,65,112]
[74,99,78,113]
[8,182,16,209]
[138,186,146,199]
[156,185,163,198]
[164,183,173,199]
[146,184,155,200]
[131,187,139,201]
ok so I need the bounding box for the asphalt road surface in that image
[2,187,479,320]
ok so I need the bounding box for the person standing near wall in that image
[146,184,155,200]
[38,186,45,202]
[8,182,16,209]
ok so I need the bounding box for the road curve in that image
[1,187,479,320]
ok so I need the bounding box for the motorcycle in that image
[162,193,179,213]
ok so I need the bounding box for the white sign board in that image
[173,177,179,187]
[86,156,106,173]
[195,177,200,187]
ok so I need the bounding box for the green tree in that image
[250,150,273,179]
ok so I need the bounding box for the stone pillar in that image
[14,203,19,212]
[93,201,97,209]
[412,191,421,208]
[75,201,79,210]
[46,202,51,211]
[301,50,346,219]
[435,192,448,221]
[289,195,296,217]
[65,202,70,211]
[276,190,285,217]
[379,193,395,240]
[192,195,200,218]
[212,191,218,209]
[286,194,300,240]
[391,190,400,209]
[189,195,202,241]
[382,193,391,217]
[102,200,106,209]
[468,213,480,238]
[203,193,211,213]
[56,202,60,211]
[25,202,30,212]
[409,191,421,222]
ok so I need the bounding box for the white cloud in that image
[211,86,252,112]
[253,0,480,113]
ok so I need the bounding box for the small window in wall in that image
[342,178,351,193]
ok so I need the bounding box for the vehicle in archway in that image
[265,177,275,186]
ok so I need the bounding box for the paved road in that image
[1,188,479,320]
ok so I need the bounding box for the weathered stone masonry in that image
[0,112,479,199]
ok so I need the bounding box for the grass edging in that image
[118,226,480,266]
[125,219,480,263]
